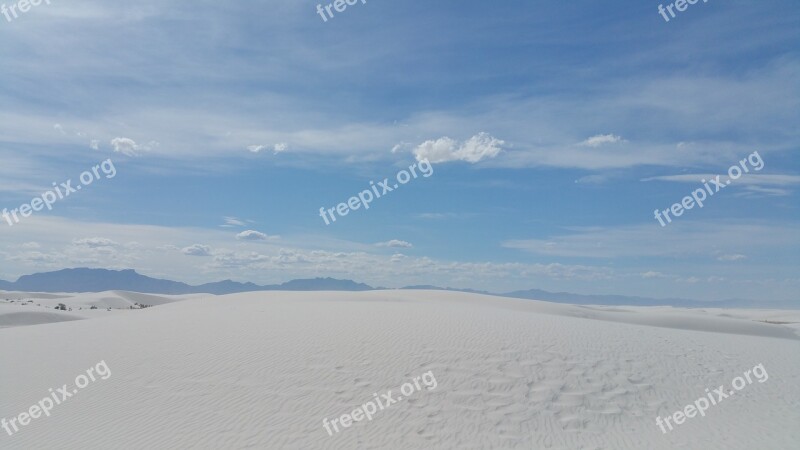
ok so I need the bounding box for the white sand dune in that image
[0,291,72,300]
[1,290,798,449]
[0,291,202,328]
[0,311,84,328]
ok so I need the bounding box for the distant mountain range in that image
[0,268,796,309]
[0,268,372,295]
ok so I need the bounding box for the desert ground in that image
[1,290,799,449]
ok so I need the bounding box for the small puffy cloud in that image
[717,254,746,261]
[413,132,505,163]
[72,237,119,248]
[21,242,41,249]
[236,230,276,241]
[579,134,624,147]
[247,143,289,154]
[54,123,65,135]
[110,137,154,156]
[89,139,100,150]
[182,244,212,256]
[375,240,413,248]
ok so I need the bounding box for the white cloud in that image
[640,271,667,278]
[247,143,289,154]
[643,174,800,186]
[413,132,504,163]
[110,137,148,156]
[236,230,275,241]
[391,142,412,154]
[375,240,413,248]
[9,251,61,264]
[89,139,100,150]
[221,216,246,227]
[579,134,624,147]
[0,57,793,172]
[574,174,613,184]
[643,173,799,197]
[182,244,212,256]
[736,185,791,197]
[1,216,797,301]
[503,223,795,259]
[717,254,746,261]
[72,237,119,248]
[390,253,407,262]
[414,212,474,220]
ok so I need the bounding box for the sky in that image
[0,0,798,302]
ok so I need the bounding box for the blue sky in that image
[0,0,798,301]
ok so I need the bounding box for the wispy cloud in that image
[503,223,796,259]
[643,173,800,197]
[578,134,624,147]
[717,254,746,262]
[221,217,246,227]
[643,174,800,186]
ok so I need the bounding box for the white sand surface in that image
[1,290,798,449]
[0,290,206,328]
